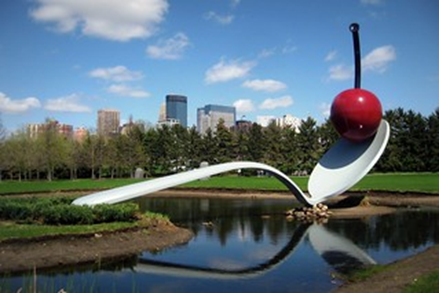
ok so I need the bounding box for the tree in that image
[186,126,202,169]
[36,120,67,181]
[215,119,234,163]
[0,116,6,181]
[247,123,265,162]
[296,117,321,173]
[426,108,439,171]
[281,127,300,175]
[119,125,147,178]
[263,121,283,169]
[199,128,218,164]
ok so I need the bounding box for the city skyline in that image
[1,0,438,134]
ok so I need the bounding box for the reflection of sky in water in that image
[4,199,439,293]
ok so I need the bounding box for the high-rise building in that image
[166,94,187,128]
[27,119,73,139]
[97,109,120,136]
[275,114,302,132]
[158,102,166,123]
[197,104,236,135]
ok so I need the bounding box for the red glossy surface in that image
[330,88,382,142]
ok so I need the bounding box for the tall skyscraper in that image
[166,94,187,128]
[97,109,120,136]
[197,104,236,135]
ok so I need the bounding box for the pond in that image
[3,195,439,292]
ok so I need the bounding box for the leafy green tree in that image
[170,124,189,172]
[233,129,249,161]
[317,118,338,153]
[263,121,283,169]
[199,128,219,164]
[426,108,439,171]
[216,119,234,163]
[296,117,321,174]
[187,126,202,169]
[121,125,147,177]
[35,120,68,181]
[247,123,265,162]
[281,127,300,175]
[377,108,406,171]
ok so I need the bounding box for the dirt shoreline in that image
[0,219,193,275]
[1,189,439,292]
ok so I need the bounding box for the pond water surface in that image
[3,196,439,292]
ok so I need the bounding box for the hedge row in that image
[0,197,139,225]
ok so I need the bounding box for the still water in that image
[3,196,439,292]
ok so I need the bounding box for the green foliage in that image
[1,108,439,181]
[93,203,139,223]
[345,265,388,282]
[0,197,139,225]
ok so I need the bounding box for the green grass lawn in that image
[0,173,438,195]
[0,221,137,241]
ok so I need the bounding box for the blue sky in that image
[1,0,438,133]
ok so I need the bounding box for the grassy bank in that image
[0,173,438,195]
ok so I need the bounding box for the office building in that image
[97,109,120,136]
[27,119,73,139]
[275,114,302,132]
[197,104,236,135]
[166,94,187,128]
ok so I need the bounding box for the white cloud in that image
[257,115,275,127]
[44,94,92,112]
[89,66,143,82]
[328,64,353,81]
[30,0,169,41]
[205,59,256,84]
[0,92,41,113]
[233,99,255,113]
[327,45,396,81]
[361,0,384,5]
[258,48,276,59]
[231,0,241,8]
[107,84,150,98]
[242,79,287,93]
[362,45,396,73]
[325,50,337,62]
[319,102,331,118]
[259,95,293,110]
[204,11,234,25]
[146,33,190,60]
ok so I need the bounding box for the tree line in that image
[0,107,438,181]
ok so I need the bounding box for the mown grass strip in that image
[0,173,438,195]
[0,221,137,241]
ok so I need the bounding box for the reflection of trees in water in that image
[139,198,439,250]
[137,197,299,245]
[325,210,439,250]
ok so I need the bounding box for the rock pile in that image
[285,203,332,223]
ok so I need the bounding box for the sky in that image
[1,0,438,133]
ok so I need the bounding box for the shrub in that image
[0,197,139,225]
[93,203,139,223]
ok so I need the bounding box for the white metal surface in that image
[308,119,390,202]
[72,161,310,206]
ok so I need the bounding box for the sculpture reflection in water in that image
[134,223,376,279]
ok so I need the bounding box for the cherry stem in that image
[350,23,361,89]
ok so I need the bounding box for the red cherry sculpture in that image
[330,23,382,142]
[331,88,382,142]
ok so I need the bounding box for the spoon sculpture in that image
[73,23,389,207]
